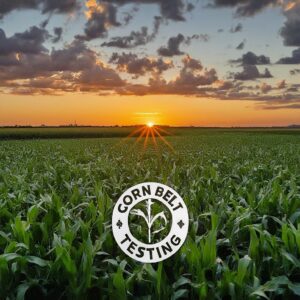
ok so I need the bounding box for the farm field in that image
[0,128,300,299]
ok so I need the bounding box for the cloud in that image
[76,1,120,40]
[0,39,124,94]
[122,6,139,25]
[157,34,185,56]
[157,33,206,57]
[260,82,272,93]
[0,26,49,55]
[185,34,210,44]
[230,51,271,65]
[277,48,300,64]
[216,85,300,109]
[0,53,21,66]
[187,3,195,12]
[230,23,243,33]
[209,0,280,17]
[232,65,273,80]
[236,40,245,50]
[52,27,63,43]
[116,55,218,96]
[41,0,79,14]
[290,68,300,75]
[77,64,124,88]
[0,0,193,32]
[280,20,300,46]
[261,103,300,110]
[1,35,299,107]
[181,55,203,70]
[173,55,217,87]
[277,80,286,89]
[229,51,272,81]
[101,16,162,48]
[280,3,300,46]
[0,0,80,18]
[213,80,235,90]
[109,0,193,21]
[109,52,173,76]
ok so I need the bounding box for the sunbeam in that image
[118,124,175,155]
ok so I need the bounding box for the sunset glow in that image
[0,0,299,126]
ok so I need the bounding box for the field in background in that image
[0,126,300,140]
[0,128,300,299]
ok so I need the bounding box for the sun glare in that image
[118,122,174,154]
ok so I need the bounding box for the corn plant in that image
[0,128,299,299]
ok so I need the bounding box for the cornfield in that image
[0,128,300,299]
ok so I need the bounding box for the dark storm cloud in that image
[0,26,49,55]
[232,65,273,80]
[0,0,80,18]
[52,27,63,43]
[209,0,280,17]
[277,48,300,64]
[230,51,271,65]
[101,16,162,48]
[230,23,243,33]
[109,52,173,76]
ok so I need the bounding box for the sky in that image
[0,0,300,126]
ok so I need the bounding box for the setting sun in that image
[147,122,154,128]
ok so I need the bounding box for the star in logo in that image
[116,220,123,229]
[177,220,184,229]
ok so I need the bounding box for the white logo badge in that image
[112,182,189,263]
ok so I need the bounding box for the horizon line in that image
[0,124,300,129]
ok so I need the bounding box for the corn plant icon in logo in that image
[112,182,189,263]
[131,199,168,244]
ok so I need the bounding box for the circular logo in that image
[112,182,189,263]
